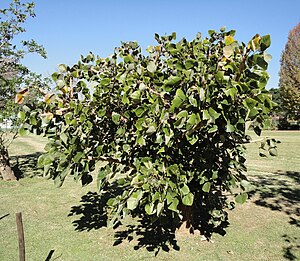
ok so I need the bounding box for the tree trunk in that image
[177,205,195,235]
[0,146,16,180]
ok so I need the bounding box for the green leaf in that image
[182,192,194,206]
[215,71,224,83]
[208,30,216,36]
[225,88,237,100]
[208,107,220,119]
[189,95,198,107]
[202,110,210,120]
[180,184,190,196]
[171,89,186,110]
[226,123,235,132]
[249,108,259,118]
[185,59,197,69]
[212,171,218,180]
[147,61,157,73]
[176,62,184,70]
[134,107,146,117]
[152,191,160,202]
[17,111,26,121]
[186,134,198,145]
[145,203,155,215]
[240,180,253,192]
[74,152,85,163]
[60,132,68,144]
[177,110,188,119]
[130,90,141,100]
[146,125,156,135]
[127,190,143,210]
[156,202,164,215]
[186,113,198,130]
[127,197,138,210]
[168,198,179,212]
[37,154,52,168]
[164,76,181,87]
[135,118,144,131]
[122,94,129,104]
[58,64,67,73]
[235,192,248,204]
[136,135,146,146]
[57,79,65,88]
[112,112,121,125]
[260,34,271,51]
[124,55,134,63]
[208,125,218,133]
[257,56,268,70]
[100,78,111,86]
[202,182,211,192]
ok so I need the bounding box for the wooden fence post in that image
[16,212,25,261]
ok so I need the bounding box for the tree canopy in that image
[19,28,278,238]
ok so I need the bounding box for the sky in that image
[1,0,300,89]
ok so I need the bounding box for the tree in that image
[279,22,300,123]
[19,29,278,241]
[0,0,46,180]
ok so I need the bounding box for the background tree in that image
[20,28,278,241]
[0,0,46,180]
[279,22,300,124]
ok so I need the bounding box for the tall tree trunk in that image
[0,146,16,180]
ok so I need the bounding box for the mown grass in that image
[0,131,299,260]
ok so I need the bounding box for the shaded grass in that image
[0,131,299,260]
[7,134,48,179]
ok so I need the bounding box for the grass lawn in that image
[0,131,299,260]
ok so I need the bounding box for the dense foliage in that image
[20,28,277,235]
[279,22,300,124]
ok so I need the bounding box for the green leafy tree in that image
[279,22,300,123]
[0,0,46,180]
[20,29,277,241]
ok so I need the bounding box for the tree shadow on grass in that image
[249,170,300,260]
[10,152,43,179]
[282,234,300,261]
[113,215,180,256]
[68,191,107,231]
[68,190,180,255]
[250,171,300,215]
[69,186,229,255]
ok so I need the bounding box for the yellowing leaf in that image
[60,86,68,94]
[225,35,234,45]
[247,34,261,51]
[15,88,29,104]
[15,93,24,104]
[44,93,55,104]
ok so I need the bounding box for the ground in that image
[0,131,299,260]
